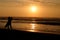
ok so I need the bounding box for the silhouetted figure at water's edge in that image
[5,17,12,30]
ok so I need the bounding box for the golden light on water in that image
[26,23,38,32]
[26,23,36,32]
[31,23,35,30]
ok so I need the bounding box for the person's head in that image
[8,17,12,19]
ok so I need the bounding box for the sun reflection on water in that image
[31,23,35,30]
[26,23,37,32]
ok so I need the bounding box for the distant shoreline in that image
[0,17,60,21]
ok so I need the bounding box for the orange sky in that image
[0,0,60,18]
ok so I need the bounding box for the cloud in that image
[0,0,30,2]
[0,0,37,7]
[0,0,60,4]
[0,0,60,7]
[30,0,60,5]
[0,0,33,5]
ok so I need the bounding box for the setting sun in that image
[30,6,37,13]
[31,6,37,12]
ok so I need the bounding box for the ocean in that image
[0,19,60,34]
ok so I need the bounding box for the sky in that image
[0,0,60,18]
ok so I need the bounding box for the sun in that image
[30,6,37,12]
[31,6,36,12]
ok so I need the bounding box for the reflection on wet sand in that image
[31,24,35,30]
[26,23,60,34]
[26,23,38,32]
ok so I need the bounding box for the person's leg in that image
[6,23,10,30]
[5,23,8,29]
[9,23,12,30]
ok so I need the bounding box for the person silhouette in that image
[5,17,12,30]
